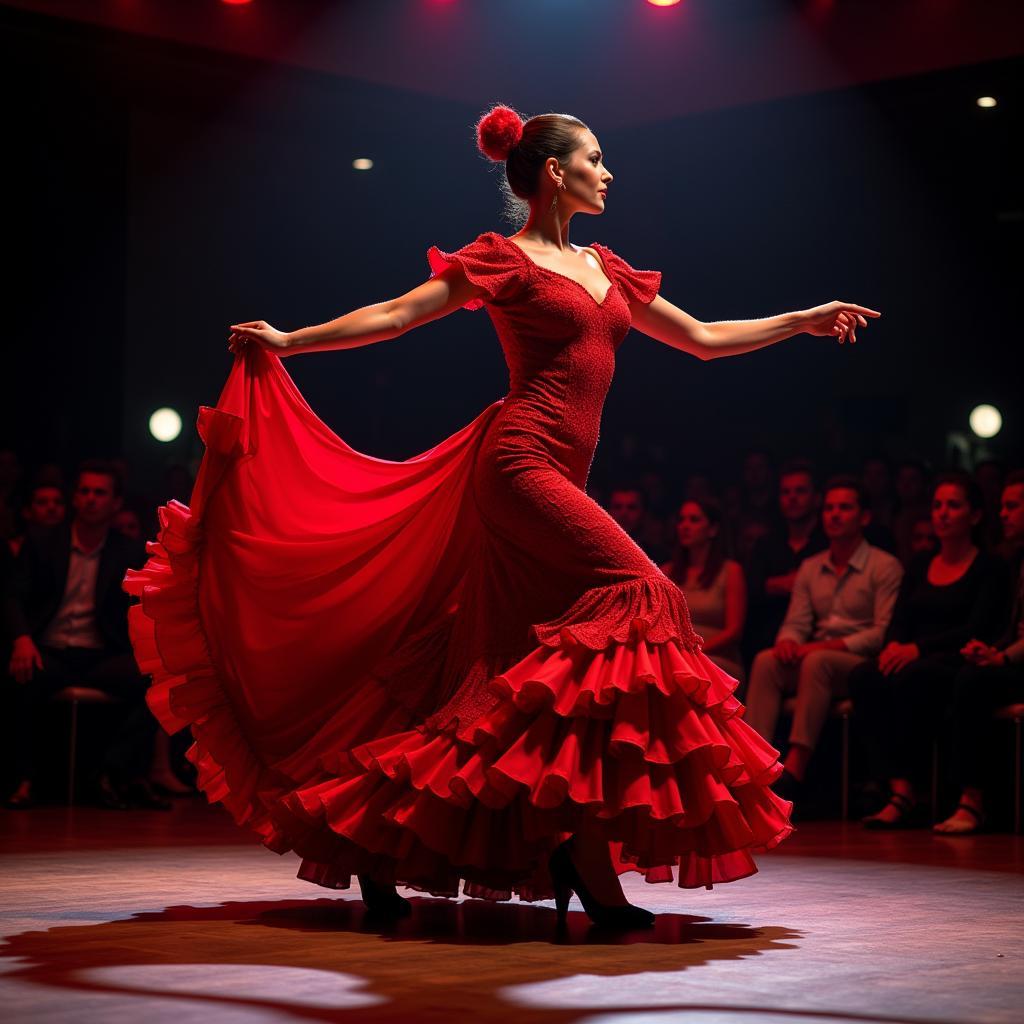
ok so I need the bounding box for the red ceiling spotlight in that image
[221,0,253,6]
[646,0,683,7]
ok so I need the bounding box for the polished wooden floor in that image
[1,799,1021,1024]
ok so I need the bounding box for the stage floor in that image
[1,802,1021,1024]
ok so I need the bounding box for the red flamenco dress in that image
[124,231,794,902]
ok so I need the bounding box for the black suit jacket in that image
[2,522,147,654]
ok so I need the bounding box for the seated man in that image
[607,484,670,564]
[3,459,164,809]
[743,458,827,666]
[744,476,904,805]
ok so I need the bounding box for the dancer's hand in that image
[800,301,881,344]
[228,321,290,354]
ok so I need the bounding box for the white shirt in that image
[41,524,107,649]
[777,539,904,657]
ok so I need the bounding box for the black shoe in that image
[357,875,411,917]
[548,840,655,929]
[120,779,172,811]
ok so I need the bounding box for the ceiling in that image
[4,0,1024,128]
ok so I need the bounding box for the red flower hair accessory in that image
[476,105,524,162]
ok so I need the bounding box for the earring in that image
[548,180,565,215]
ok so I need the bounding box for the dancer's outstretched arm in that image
[227,265,484,357]
[631,295,881,361]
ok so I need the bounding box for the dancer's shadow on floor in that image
[3,896,804,1024]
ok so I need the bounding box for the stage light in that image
[647,0,683,6]
[976,96,997,109]
[149,407,183,443]
[221,0,253,6]
[969,404,1002,439]
[352,158,374,170]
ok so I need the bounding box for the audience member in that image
[744,476,904,806]
[608,484,670,564]
[9,479,67,557]
[974,458,1005,551]
[862,455,895,532]
[744,459,828,662]
[851,472,1010,828]
[892,459,932,565]
[908,512,939,560]
[662,497,746,681]
[2,459,167,810]
[112,506,143,541]
[725,449,779,563]
[933,470,1024,834]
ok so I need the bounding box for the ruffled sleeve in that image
[591,244,662,306]
[427,232,520,311]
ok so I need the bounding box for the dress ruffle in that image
[271,573,794,901]
[427,233,520,311]
[592,244,662,306]
[532,575,703,651]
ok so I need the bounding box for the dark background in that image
[5,0,1022,499]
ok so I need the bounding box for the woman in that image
[850,473,1009,829]
[125,104,879,926]
[662,497,747,682]
[934,471,1024,835]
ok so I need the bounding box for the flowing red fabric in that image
[124,232,794,902]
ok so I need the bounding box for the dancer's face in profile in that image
[553,129,613,215]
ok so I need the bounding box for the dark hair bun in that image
[476,105,524,162]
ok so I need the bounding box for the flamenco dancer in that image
[124,105,880,928]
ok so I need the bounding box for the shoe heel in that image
[553,881,571,923]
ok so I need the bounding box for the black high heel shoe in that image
[548,841,655,929]
[357,874,412,917]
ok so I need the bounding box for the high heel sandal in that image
[548,840,655,929]
[357,874,412,917]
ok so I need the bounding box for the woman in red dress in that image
[124,105,879,927]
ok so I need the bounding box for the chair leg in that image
[841,711,849,822]
[68,698,79,807]
[1014,716,1021,836]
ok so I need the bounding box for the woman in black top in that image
[849,473,1009,828]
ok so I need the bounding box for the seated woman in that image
[849,472,1010,828]
[662,496,747,682]
[934,470,1024,834]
